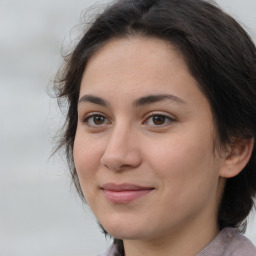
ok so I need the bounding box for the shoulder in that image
[96,244,118,256]
[198,228,256,256]
[224,228,256,256]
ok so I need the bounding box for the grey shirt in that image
[97,228,256,256]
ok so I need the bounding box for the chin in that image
[99,216,148,240]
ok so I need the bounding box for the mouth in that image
[101,183,154,204]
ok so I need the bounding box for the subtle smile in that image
[101,183,154,204]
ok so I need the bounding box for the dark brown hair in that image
[54,0,256,255]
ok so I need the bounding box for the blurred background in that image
[1,0,255,255]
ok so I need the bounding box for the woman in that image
[54,0,256,255]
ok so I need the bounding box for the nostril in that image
[104,164,110,170]
[103,161,136,172]
[120,164,132,169]
[103,163,127,171]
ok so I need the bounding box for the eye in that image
[144,114,174,127]
[82,113,110,127]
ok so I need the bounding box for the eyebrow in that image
[133,94,185,107]
[78,95,110,107]
[78,94,185,107]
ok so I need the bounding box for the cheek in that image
[144,127,218,193]
[143,133,220,223]
[145,133,211,171]
[73,132,104,190]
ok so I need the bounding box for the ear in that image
[220,138,254,178]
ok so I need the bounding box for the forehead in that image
[86,36,184,67]
[80,36,196,98]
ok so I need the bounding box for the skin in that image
[73,37,240,256]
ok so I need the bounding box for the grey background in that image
[1,0,255,255]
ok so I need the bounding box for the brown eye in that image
[93,115,106,125]
[152,115,167,125]
[144,114,174,127]
[83,114,109,127]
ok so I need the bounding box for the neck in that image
[123,216,219,256]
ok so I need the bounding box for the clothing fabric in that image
[197,228,256,256]
[97,228,256,256]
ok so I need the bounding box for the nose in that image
[100,125,142,172]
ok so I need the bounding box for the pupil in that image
[94,116,105,125]
[153,115,165,125]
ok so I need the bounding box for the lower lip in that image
[102,189,153,204]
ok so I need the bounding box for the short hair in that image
[54,0,256,254]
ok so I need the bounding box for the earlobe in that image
[220,138,254,178]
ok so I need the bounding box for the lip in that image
[101,183,154,204]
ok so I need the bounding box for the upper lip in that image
[101,183,154,191]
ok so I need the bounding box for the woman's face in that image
[74,37,226,241]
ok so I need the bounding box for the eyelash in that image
[82,112,110,127]
[143,113,175,127]
[81,112,175,128]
